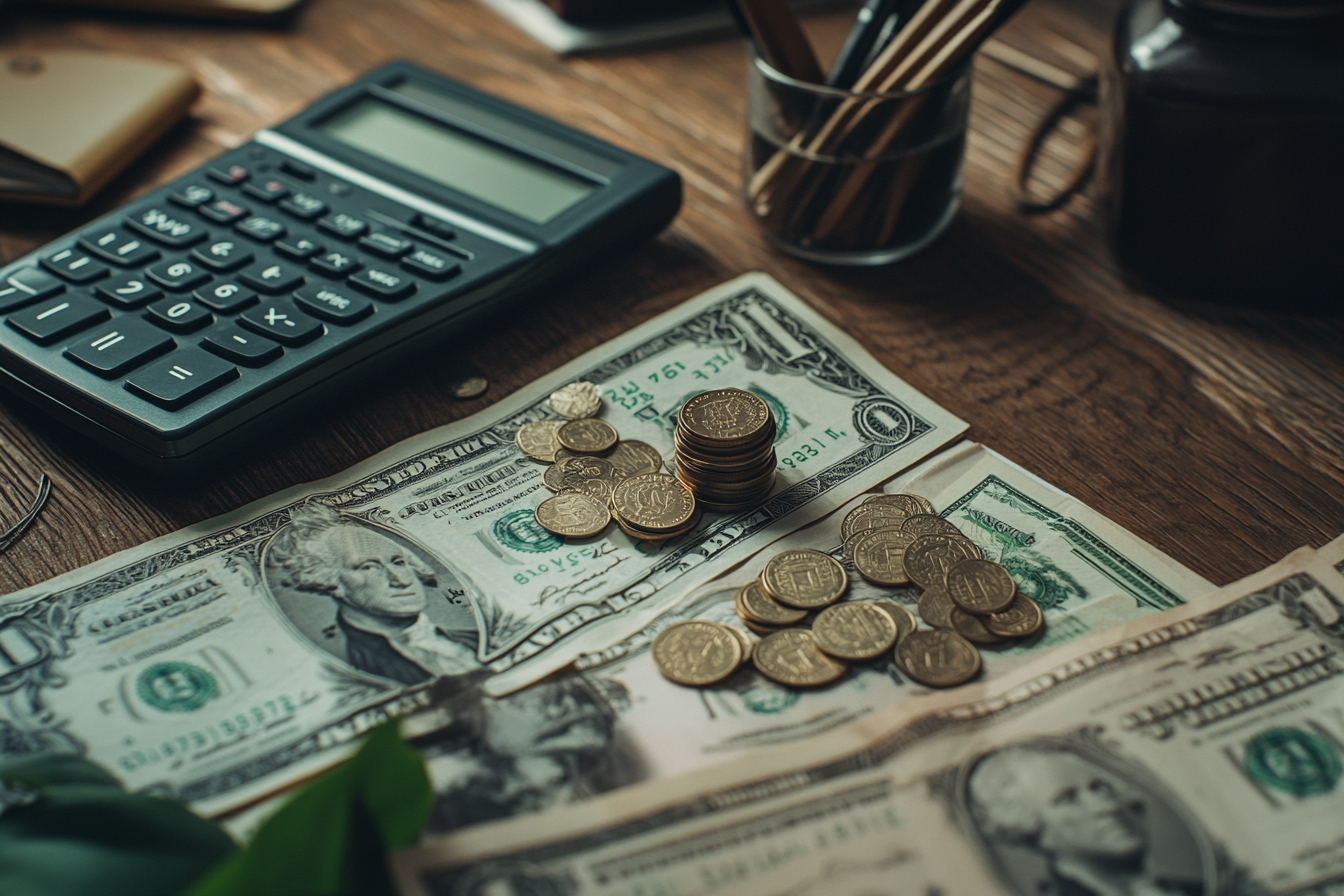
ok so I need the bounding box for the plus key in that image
[238,299,323,346]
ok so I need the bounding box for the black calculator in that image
[0,61,680,475]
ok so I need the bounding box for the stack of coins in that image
[610,473,701,542]
[673,389,777,513]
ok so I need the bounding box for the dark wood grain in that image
[0,0,1340,597]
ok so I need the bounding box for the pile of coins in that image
[651,493,1046,691]
[673,388,777,513]
[519,382,700,542]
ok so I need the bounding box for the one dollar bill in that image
[0,272,964,815]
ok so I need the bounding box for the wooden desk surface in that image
[0,0,1340,595]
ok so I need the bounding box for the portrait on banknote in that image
[962,740,1208,896]
[263,504,483,687]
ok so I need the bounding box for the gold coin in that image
[917,585,955,629]
[946,558,1017,614]
[557,455,622,489]
[611,473,697,532]
[542,461,568,491]
[901,514,964,538]
[534,493,610,538]
[611,506,701,542]
[841,503,909,540]
[984,594,1045,638]
[557,418,619,455]
[760,549,849,609]
[812,602,898,661]
[516,421,564,463]
[652,621,743,686]
[448,375,489,400]
[950,606,1006,644]
[851,528,917,586]
[866,493,930,515]
[737,578,807,625]
[895,629,982,687]
[607,440,663,477]
[558,479,614,504]
[874,601,918,641]
[722,623,754,664]
[742,618,791,637]
[753,629,847,687]
[903,535,982,590]
[549,382,602,419]
[678,389,771,444]
[841,532,865,565]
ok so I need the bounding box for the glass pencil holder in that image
[743,51,972,266]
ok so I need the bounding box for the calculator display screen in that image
[321,99,598,223]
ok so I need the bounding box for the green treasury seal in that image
[1245,727,1342,798]
[136,662,219,713]
[493,508,563,554]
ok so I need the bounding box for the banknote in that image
[0,273,964,815]
[394,442,1210,836]
[394,546,1344,896]
[1321,533,1344,574]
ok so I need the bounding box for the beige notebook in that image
[0,51,200,206]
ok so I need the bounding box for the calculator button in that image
[170,184,214,208]
[401,248,461,282]
[239,262,305,294]
[200,199,249,224]
[146,260,211,292]
[318,213,368,240]
[0,268,65,311]
[275,237,324,261]
[95,276,162,309]
[242,179,289,203]
[126,207,209,247]
[280,159,316,181]
[125,347,239,409]
[280,193,327,220]
[348,267,417,300]
[194,281,257,313]
[294,284,373,324]
[64,317,174,378]
[236,216,287,242]
[191,239,254,272]
[201,323,283,367]
[239,300,323,346]
[146,296,214,333]
[41,249,110,284]
[8,296,111,345]
[78,229,160,267]
[311,250,362,277]
[412,213,456,240]
[207,165,249,186]
[359,232,413,258]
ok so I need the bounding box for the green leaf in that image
[0,755,236,896]
[188,720,432,896]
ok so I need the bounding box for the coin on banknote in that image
[917,584,955,630]
[984,594,1045,638]
[950,606,1006,645]
[535,493,610,538]
[904,535,982,590]
[550,382,602,419]
[516,421,564,463]
[841,503,909,540]
[557,418,618,455]
[895,629,981,687]
[867,493,932,515]
[741,618,791,637]
[841,532,866,565]
[723,624,755,664]
[851,528,917,586]
[753,629,847,687]
[737,578,806,625]
[562,455,621,484]
[901,514,963,538]
[945,558,1017,614]
[559,479,614,505]
[607,440,663,477]
[812,602,898,661]
[761,549,849,609]
[678,389,771,444]
[874,601,918,641]
[611,473,697,532]
[653,620,743,686]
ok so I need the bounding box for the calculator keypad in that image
[9,296,111,344]
[65,318,174,378]
[239,299,323,346]
[125,347,238,409]
[96,276,162,309]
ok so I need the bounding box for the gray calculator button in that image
[280,193,327,220]
[125,347,238,409]
[8,295,111,345]
[238,262,305,294]
[201,323,283,367]
[146,296,214,333]
[236,216,287,242]
[0,268,65,311]
[294,284,373,324]
[65,317,174,378]
[312,250,362,276]
[170,184,214,208]
[126,207,209,247]
[348,267,417,300]
[238,299,323,346]
[359,232,413,258]
[146,259,211,292]
[192,239,254,272]
[41,249,110,284]
[194,281,257,313]
[78,228,160,267]
[95,276,163,309]
[275,237,324,261]
[318,213,368,240]
[401,248,461,282]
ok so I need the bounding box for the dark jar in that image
[1100,0,1344,311]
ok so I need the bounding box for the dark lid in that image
[1172,0,1344,17]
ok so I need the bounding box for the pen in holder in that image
[744,49,971,265]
